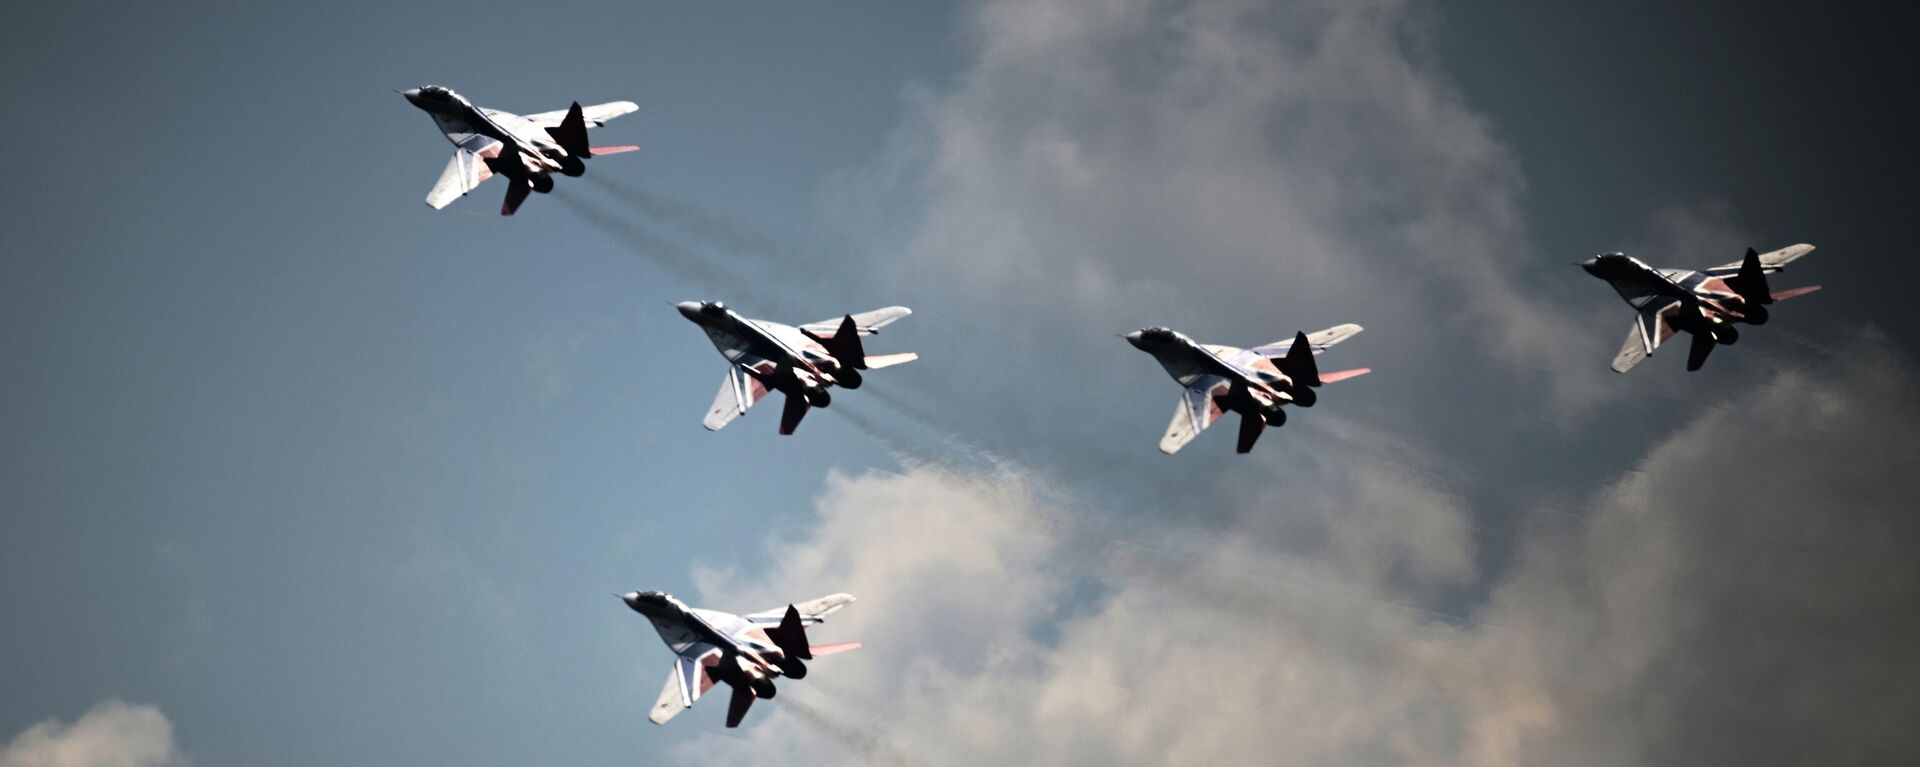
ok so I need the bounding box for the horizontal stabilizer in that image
[1771,285,1822,301]
[809,641,862,657]
[862,352,918,370]
[591,145,641,156]
[1318,367,1371,384]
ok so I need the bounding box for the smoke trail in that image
[583,176,801,263]
[780,695,920,767]
[553,189,797,315]
[827,402,1007,474]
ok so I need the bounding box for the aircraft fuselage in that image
[404,86,564,179]
[677,301,839,399]
[1127,328,1294,416]
[1581,253,1756,329]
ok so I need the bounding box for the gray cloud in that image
[1,700,187,767]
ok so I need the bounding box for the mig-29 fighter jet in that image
[1126,324,1370,454]
[676,301,916,435]
[402,85,639,215]
[1580,244,1821,373]
[622,591,861,728]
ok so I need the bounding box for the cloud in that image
[637,4,1916,763]
[667,331,1918,766]
[1,701,187,767]
[816,0,1608,450]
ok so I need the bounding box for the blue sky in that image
[4,2,1914,765]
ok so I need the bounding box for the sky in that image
[2,1,1915,765]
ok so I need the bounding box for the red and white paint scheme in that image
[1126,323,1371,454]
[402,85,640,215]
[677,301,917,435]
[1580,243,1820,373]
[621,591,861,728]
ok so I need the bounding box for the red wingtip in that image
[590,145,641,156]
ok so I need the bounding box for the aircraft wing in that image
[704,363,772,431]
[649,644,722,725]
[743,593,858,626]
[1612,301,1680,373]
[1250,323,1364,356]
[799,307,913,337]
[425,135,501,209]
[1160,376,1229,455]
[521,101,640,128]
[1705,243,1815,276]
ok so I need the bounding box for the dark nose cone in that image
[1578,256,1603,276]
[401,88,423,106]
[673,301,704,321]
[621,592,643,612]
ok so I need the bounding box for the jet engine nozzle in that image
[774,656,808,679]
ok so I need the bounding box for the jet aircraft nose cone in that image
[673,301,705,320]
[1577,256,1602,275]
[400,88,423,105]
[621,592,643,611]
[1123,330,1147,347]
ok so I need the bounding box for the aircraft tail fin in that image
[1726,247,1774,305]
[807,315,869,370]
[725,683,755,728]
[501,181,531,216]
[1686,330,1716,371]
[1272,331,1321,386]
[765,605,812,660]
[545,102,592,158]
[1236,411,1264,454]
[779,394,809,435]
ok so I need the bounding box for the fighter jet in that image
[1125,324,1370,454]
[621,590,861,728]
[401,85,639,215]
[1580,244,1821,372]
[676,301,916,435]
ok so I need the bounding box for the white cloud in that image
[666,333,1918,766]
[1,701,186,767]
[643,1,1914,764]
